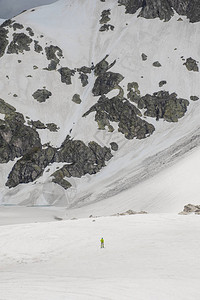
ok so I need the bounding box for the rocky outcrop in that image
[153,61,162,67]
[118,0,143,14]
[190,96,199,101]
[83,95,155,139]
[7,33,32,54]
[58,67,76,85]
[139,0,174,21]
[99,24,114,31]
[6,146,56,188]
[45,45,63,70]
[92,72,124,96]
[94,56,116,76]
[34,40,43,53]
[129,90,189,122]
[0,99,41,164]
[183,57,199,72]
[26,27,34,36]
[13,23,24,31]
[32,89,52,103]
[72,94,82,104]
[159,80,167,87]
[118,0,200,23]
[0,26,9,57]
[51,138,113,189]
[46,123,59,132]
[99,9,111,24]
[179,204,200,215]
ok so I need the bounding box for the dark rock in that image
[13,23,24,31]
[46,123,59,132]
[110,142,118,151]
[6,146,56,188]
[34,40,43,53]
[77,66,91,74]
[28,120,46,129]
[26,27,34,36]
[58,67,76,85]
[32,89,52,103]
[190,96,199,101]
[94,56,116,76]
[45,45,63,70]
[0,100,41,164]
[183,57,199,72]
[83,95,155,139]
[159,80,167,87]
[72,94,82,104]
[99,9,111,24]
[79,73,88,87]
[118,0,143,14]
[141,53,147,61]
[1,19,14,28]
[133,90,189,122]
[7,33,32,54]
[99,24,114,31]
[92,71,124,96]
[0,27,9,57]
[153,61,162,67]
[139,0,174,21]
[186,0,200,23]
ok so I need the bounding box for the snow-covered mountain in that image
[0,0,200,214]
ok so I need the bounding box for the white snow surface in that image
[1,214,200,300]
[0,0,200,214]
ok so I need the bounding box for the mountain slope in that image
[0,0,200,213]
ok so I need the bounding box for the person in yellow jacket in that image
[100,237,104,248]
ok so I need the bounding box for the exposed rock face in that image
[26,27,34,36]
[46,123,59,132]
[190,96,199,101]
[186,0,200,23]
[0,26,9,57]
[28,120,46,129]
[99,9,111,24]
[72,94,82,104]
[159,80,167,87]
[13,23,24,31]
[139,0,174,21]
[58,67,75,84]
[94,56,116,76]
[83,95,155,139]
[99,24,114,31]
[119,0,200,23]
[7,33,32,54]
[141,53,147,61]
[118,0,143,14]
[45,45,63,70]
[130,91,189,122]
[92,72,124,96]
[179,204,200,215]
[0,99,41,164]
[51,138,113,189]
[6,146,56,187]
[34,40,43,53]
[183,57,199,72]
[110,142,118,151]
[32,89,52,103]
[153,61,162,67]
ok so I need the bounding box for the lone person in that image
[100,237,104,248]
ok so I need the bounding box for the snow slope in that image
[1,214,200,300]
[0,0,200,213]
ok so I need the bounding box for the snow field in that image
[1,214,200,299]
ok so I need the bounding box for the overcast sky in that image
[0,0,57,19]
